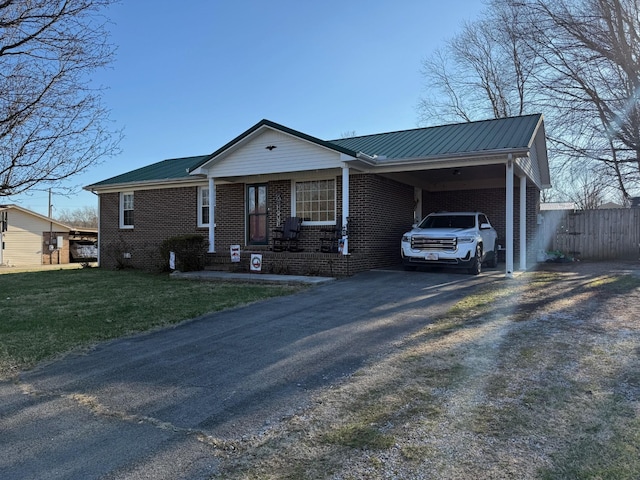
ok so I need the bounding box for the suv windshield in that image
[419,215,476,229]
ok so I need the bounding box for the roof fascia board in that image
[522,114,551,188]
[85,176,207,193]
[535,122,551,187]
[350,150,529,174]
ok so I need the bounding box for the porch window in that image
[120,192,134,229]
[198,186,209,226]
[294,179,335,224]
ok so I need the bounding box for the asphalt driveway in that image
[0,268,501,480]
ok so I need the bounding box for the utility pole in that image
[49,188,54,264]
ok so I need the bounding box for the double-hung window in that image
[198,186,210,227]
[294,179,335,224]
[120,192,134,229]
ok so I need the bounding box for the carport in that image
[332,114,551,276]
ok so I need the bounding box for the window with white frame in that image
[120,192,134,228]
[294,179,335,224]
[198,186,209,227]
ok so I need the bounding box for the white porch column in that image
[519,175,527,270]
[208,177,216,253]
[505,155,514,277]
[341,165,350,255]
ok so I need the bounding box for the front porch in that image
[205,249,369,277]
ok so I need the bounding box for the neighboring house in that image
[85,114,551,276]
[0,204,97,267]
[0,205,68,266]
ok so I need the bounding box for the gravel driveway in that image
[0,268,499,480]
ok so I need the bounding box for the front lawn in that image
[0,268,301,379]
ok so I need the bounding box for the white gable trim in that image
[191,125,356,178]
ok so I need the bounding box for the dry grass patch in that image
[210,265,640,479]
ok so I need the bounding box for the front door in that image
[247,184,268,245]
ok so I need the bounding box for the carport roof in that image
[330,114,543,160]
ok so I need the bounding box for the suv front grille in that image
[411,236,457,251]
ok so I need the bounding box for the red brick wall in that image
[351,174,415,267]
[42,231,70,265]
[99,187,206,270]
[422,186,540,262]
[98,179,540,272]
[214,183,245,251]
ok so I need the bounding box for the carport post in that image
[505,155,514,278]
[520,175,527,270]
[341,165,349,255]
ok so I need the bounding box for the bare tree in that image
[418,0,640,201]
[340,130,358,139]
[524,0,640,200]
[555,163,617,209]
[419,1,538,125]
[0,0,121,198]
[55,205,98,228]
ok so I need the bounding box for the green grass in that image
[0,268,302,379]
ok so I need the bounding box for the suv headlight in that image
[401,235,410,243]
[457,236,475,243]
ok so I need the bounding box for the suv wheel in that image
[468,245,482,275]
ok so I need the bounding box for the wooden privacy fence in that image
[539,208,640,261]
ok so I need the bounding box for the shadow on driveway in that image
[0,268,502,480]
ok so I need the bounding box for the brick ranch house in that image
[85,114,550,277]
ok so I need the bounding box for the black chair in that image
[319,218,342,253]
[272,217,303,252]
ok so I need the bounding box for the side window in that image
[198,186,209,227]
[120,192,134,229]
[478,214,489,226]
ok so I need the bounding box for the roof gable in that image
[195,128,348,178]
[189,119,357,173]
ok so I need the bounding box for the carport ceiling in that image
[381,164,507,191]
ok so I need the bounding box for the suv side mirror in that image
[480,222,491,230]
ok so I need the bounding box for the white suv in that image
[401,212,499,275]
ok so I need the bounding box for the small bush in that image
[104,236,134,270]
[159,234,208,272]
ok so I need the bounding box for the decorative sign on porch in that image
[250,253,262,272]
[230,244,240,263]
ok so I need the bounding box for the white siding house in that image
[0,205,72,266]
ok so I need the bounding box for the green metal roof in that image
[86,115,544,189]
[329,114,543,160]
[86,155,209,188]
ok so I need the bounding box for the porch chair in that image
[319,218,342,253]
[272,216,303,252]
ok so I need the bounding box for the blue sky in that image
[9,0,486,216]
